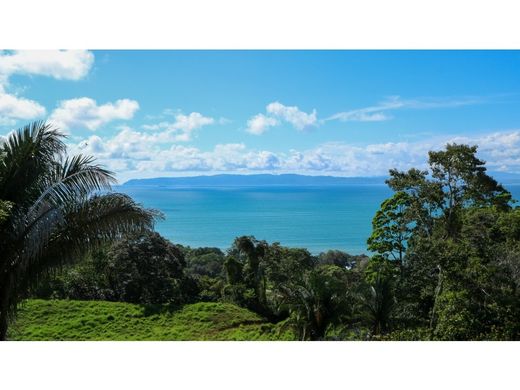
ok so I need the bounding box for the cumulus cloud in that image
[443,131,520,171]
[49,97,139,132]
[0,50,94,82]
[68,124,520,181]
[70,133,425,179]
[246,114,279,135]
[142,112,215,141]
[72,128,281,179]
[0,88,46,121]
[0,50,94,125]
[266,102,318,130]
[329,95,484,123]
[246,102,318,135]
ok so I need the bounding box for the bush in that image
[183,247,225,278]
[106,231,187,304]
[34,231,199,305]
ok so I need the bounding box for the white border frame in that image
[1,1,519,388]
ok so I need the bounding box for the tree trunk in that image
[0,294,9,341]
[0,312,7,341]
[429,265,443,338]
[0,274,12,341]
[310,310,327,341]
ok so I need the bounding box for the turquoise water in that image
[119,184,520,255]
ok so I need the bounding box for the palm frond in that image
[10,193,160,312]
[0,122,163,340]
[25,154,116,224]
[0,121,66,204]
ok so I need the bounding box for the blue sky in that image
[1,50,520,181]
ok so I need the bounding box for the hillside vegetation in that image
[2,123,519,341]
[8,300,294,341]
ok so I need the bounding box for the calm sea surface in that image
[119,184,520,255]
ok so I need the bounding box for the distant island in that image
[122,172,520,187]
[122,174,388,187]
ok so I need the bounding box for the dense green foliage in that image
[34,232,199,305]
[181,246,226,301]
[0,122,156,340]
[220,237,379,339]
[368,143,520,340]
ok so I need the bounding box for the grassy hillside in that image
[8,299,294,341]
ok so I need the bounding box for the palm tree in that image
[233,236,268,307]
[361,271,395,336]
[0,122,158,340]
[278,265,353,340]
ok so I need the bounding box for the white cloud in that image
[0,88,46,121]
[329,95,484,122]
[142,112,215,141]
[68,124,520,182]
[329,96,405,122]
[246,114,279,135]
[245,101,318,135]
[244,95,483,132]
[49,97,139,132]
[330,110,391,122]
[0,50,94,126]
[169,112,214,132]
[69,126,284,179]
[266,102,318,130]
[443,131,520,170]
[0,50,94,82]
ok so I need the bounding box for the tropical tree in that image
[370,143,519,339]
[106,231,196,304]
[183,247,225,278]
[0,122,157,340]
[360,258,398,336]
[227,236,269,312]
[317,249,362,269]
[278,264,354,340]
[367,191,413,263]
[387,144,512,240]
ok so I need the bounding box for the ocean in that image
[118,184,520,255]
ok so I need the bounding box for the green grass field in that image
[8,299,295,341]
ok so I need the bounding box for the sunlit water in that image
[118,184,520,255]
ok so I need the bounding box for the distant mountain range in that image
[122,174,388,187]
[122,172,520,187]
